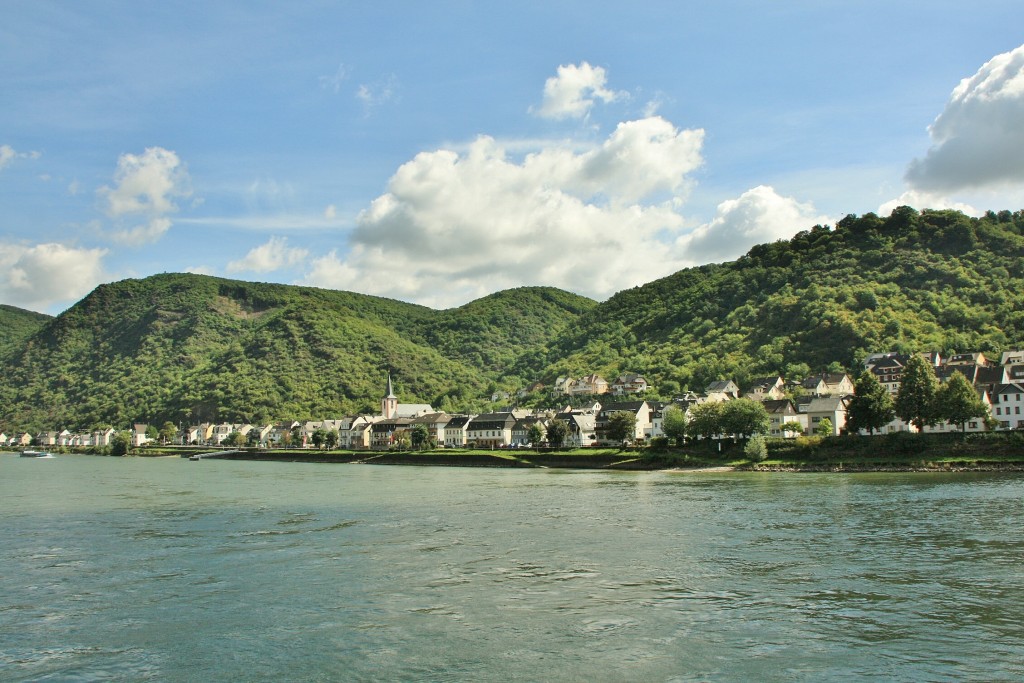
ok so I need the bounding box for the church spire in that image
[382,371,398,419]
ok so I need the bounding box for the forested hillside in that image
[0,304,50,357]
[2,206,1023,433]
[0,275,594,431]
[542,207,1024,393]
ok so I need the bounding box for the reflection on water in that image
[1,456,1022,682]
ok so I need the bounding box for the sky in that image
[2,1,1024,315]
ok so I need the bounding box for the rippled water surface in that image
[1,455,1022,681]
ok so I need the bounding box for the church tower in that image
[382,372,398,419]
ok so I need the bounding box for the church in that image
[380,373,434,419]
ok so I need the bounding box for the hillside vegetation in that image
[1,206,1023,432]
[0,276,595,431]
[542,207,1024,392]
[0,304,50,357]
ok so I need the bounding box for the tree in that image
[744,433,768,462]
[895,354,939,432]
[311,428,327,450]
[110,431,130,456]
[688,401,724,440]
[721,399,769,439]
[605,411,638,445]
[325,429,339,450]
[247,429,262,447]
[847,370,895,435]
[545,419,570,448]
[159,421,178,445]
[225,431,246,447]
[291,425,303,447]
[814,417,834,437]
[410,424,430,450]
[527,423,545,447]
[661,405,687,446]
[781,420,805,436]
[935,371,988,432]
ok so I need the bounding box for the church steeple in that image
[382,372,398,419]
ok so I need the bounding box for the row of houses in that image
[6,352,1024,449]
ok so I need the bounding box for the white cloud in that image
[533,62,625,120]
[0,144,40,171]
[0,242,109,312]
[905,43,1024,191]
[300,116,704,306]
[227,236,310,274]
[878,190,978,217]
[319,62,350,93]
[677,186,832,263]
[356,74,399,113]
[98,147,191,245]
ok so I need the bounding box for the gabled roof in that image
[762,399,797,415]
[599,401,648,414]
[798,396,848,412]
[993,383,1024,395]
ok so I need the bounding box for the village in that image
[5,350,1024,452]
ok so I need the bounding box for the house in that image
[518,382,545,398]
[570,374,609,396]
[92,427,116,447]
[946,352,991,367]
[743,376,786,401]
[380,373,434,419]
[443,415,472,448]
[370,418,414,448]
[800,373,854,396]
[554,377,575,395]
[763,400,806,437]
[466,412,517,448]
[511,415,545,446]
[797,396,849,436]
[553,411,598,448]
[704,380,739,402]
[610,373,649,396]
[990,384,1024,430]
[131,424,151,447]
[344,416,375,450]
[411,413,452,446]
[1000,351,1024,366]
[596,401,652,444]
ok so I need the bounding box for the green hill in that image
[0,275,596,431]
[0,304,51,356]
[541,207,1024,392]
[2,206,1024,433]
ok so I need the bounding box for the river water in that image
[1,455,1021,682]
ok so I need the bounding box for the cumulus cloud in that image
[300,116,704,306]
[533,62,625,120]
[227,236,310,274]
[0,144,41,171]
[98,147,191,245]
[878,190,978,217]
[677,186,832,263]
[0,243,109,312]
[905,43,1024,191]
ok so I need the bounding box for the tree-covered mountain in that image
[2,206,1024,433]
[0,304,51,356]
[541,207,1024,393]
[0,275,595,431]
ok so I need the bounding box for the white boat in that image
[20,450,54,458]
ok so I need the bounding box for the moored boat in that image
[20,450,54,458]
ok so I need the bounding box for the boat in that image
[20,450,54,458]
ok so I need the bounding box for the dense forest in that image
[1,206,1023,432]
[539,207,1024,395]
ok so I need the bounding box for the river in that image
[1,455,1021,682]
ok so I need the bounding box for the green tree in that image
[158,421,178,444]
[721,399,770,438]
[545,419,570,448]
[605,411,638,445]
[410,424,430,450]
[325,429,339,450]
[247,429,262,447]
[311,428,327,450]
[781,420,804,436]
[815,417,834,437]
[110,431,130,456]
[145,424,159,441]
[744,433,768,462]
[935,371,988,432]
[847,370,895,435]
[688,401,724,440]
[527,423,545,447]
[224,431,246,447]
[895,354,939,432]
[291,425,303,447]
[661,405,687,446]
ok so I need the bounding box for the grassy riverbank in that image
[9,431,1024,472]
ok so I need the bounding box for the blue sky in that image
[2,1,1024,314]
